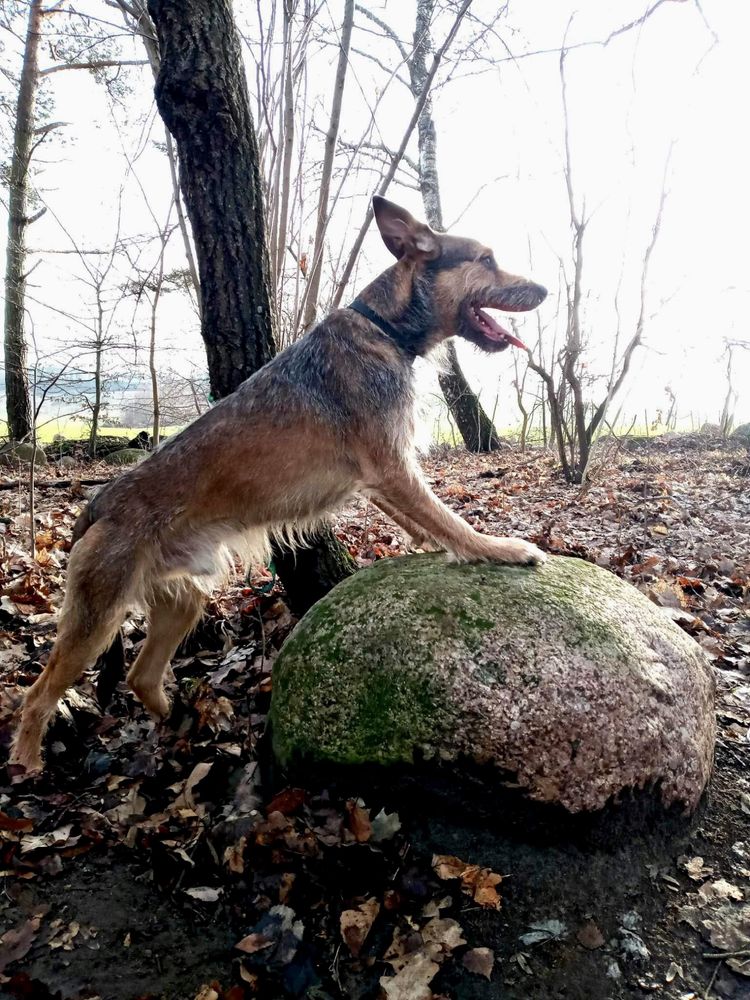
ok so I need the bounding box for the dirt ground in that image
[0,433,748,1000]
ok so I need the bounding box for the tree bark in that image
[408,0,502,453]
[3,0,43,442]
[147,0,276,398]
[147,0,355,613]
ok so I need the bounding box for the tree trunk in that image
[147,0,275,398]
[149,283,162,448]
[88,294,103,458]
[3,0,43,442]
[272,526,356,616]
[147,0,355,613]
[409,0,502,453]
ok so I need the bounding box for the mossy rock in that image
[0,442,47,466]
[104,448,146,466]
[270,554,715,813]
[53,436,130,458]
[731,422,750,441]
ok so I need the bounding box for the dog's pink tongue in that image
[481,309,528,351]
[502,329,528,350]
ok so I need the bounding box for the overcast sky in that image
[2,0,748,432]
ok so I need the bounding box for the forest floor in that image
[0,434,749,1000]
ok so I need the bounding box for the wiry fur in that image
[11,196,547,774]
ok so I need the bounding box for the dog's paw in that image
[489,538,547,566]
[8,742,44,779]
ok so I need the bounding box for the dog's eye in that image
[480,254,495,267]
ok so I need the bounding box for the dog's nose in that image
[532,283,548,305]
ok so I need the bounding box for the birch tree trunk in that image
[409,0,502,453]
[3,0,43,442]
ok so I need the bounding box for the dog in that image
[11,196,547,773]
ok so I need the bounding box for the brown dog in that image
[11,197,547,773]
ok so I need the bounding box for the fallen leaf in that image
[519,919,568,946]
[185,886,222,903]
[665,961,683,983]
[174,761,213,810]
[235,932,274,954]
[462,946,494,979]
[340,897,379,956]
[421,916,466,958]
[224,837,246,874]
[371,808,401,842]
[380,951,439,1000]
[0,811,33,833]
[0,913,44,973]
[432,854,502,909]
[20,824,74,853]
[193,987,219,1000]
[577,919,605,949]
[682,856,713,881]
[266,787,306,816]
[701,903,750,975]
[698,879,744,904]
[346,799,371,842]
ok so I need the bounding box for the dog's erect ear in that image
[372,196,440,261]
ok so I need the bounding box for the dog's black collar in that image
[348,298,417,363]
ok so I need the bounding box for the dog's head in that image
[370,196,546,355]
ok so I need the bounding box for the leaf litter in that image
[0,435,749,997]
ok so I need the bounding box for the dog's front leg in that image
[369,496,440,552]
[371,463,545,566]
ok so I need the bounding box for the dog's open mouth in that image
[466,305,527,351]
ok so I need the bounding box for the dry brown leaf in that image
[174,761,213,810]
[432,854,502,909]
[698,879,744,904]
[0,811,33,833]
[346,799,372,842]
[235,932,274,954]
[193,986,219,1000]
[682,856,713,881]
[224,837,246,874]
[340,897,380,956]
[576,919,605,950]
[380,951,439,1000]
[20,824,74,854]
[421,917,466,959]
[0,912,44,973]
[266,787,306,816]
[462,947,494,979]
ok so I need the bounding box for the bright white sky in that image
[2,0,748,433]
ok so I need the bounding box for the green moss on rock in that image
[270,554,715,812]
[104,448,146,466]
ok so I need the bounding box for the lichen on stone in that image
[270,554,716,813]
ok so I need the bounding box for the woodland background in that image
[1,3,750,1000]
[1,0,749,473]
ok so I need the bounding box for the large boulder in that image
[0,442,47,466]
[270,555,715,813]
[732,422,750,442]
[104,448,146,466]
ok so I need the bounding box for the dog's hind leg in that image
[126,584,205,719]
[11,521,136,774]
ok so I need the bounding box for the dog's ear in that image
[372,196,440,261]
